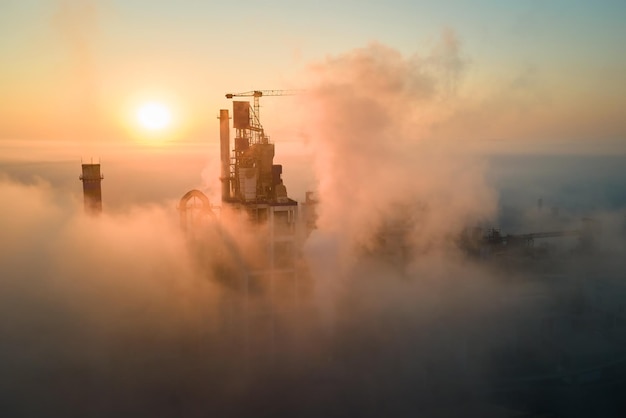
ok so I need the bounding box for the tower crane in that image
[225,90,301,133]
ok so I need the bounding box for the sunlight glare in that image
[137,102,172,131]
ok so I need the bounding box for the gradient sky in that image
[1,0,625,151]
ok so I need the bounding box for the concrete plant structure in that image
[79,162,103,215]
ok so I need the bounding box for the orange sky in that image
[1,1,625,155]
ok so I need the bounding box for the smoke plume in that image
[303,37,495,263]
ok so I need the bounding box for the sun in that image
[137,102,172,131]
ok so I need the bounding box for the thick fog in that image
[1,39,626,417]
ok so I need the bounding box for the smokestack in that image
[79,162,103,215]
[219,109,231,201]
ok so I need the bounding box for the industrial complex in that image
[74,92,626,416]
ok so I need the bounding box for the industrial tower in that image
[213,91,306,359]
[220,91,300,285]
[79,162,103,215]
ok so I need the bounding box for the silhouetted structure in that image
[79,163,103,215]
[178,189,215,232]
[220,95,300,279]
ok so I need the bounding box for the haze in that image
[1,1,626,417]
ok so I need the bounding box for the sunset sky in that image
[3,4,626,416]
[1,0,625,152]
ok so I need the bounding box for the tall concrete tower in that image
[79,163,103,214]
[219,109,231,201]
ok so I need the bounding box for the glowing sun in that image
[137,102,172,131]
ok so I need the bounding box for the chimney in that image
[219,109,231,201]
[79,162,103,215]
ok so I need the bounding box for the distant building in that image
[79,163,103,215]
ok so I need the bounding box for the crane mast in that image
[225,90,301,137]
